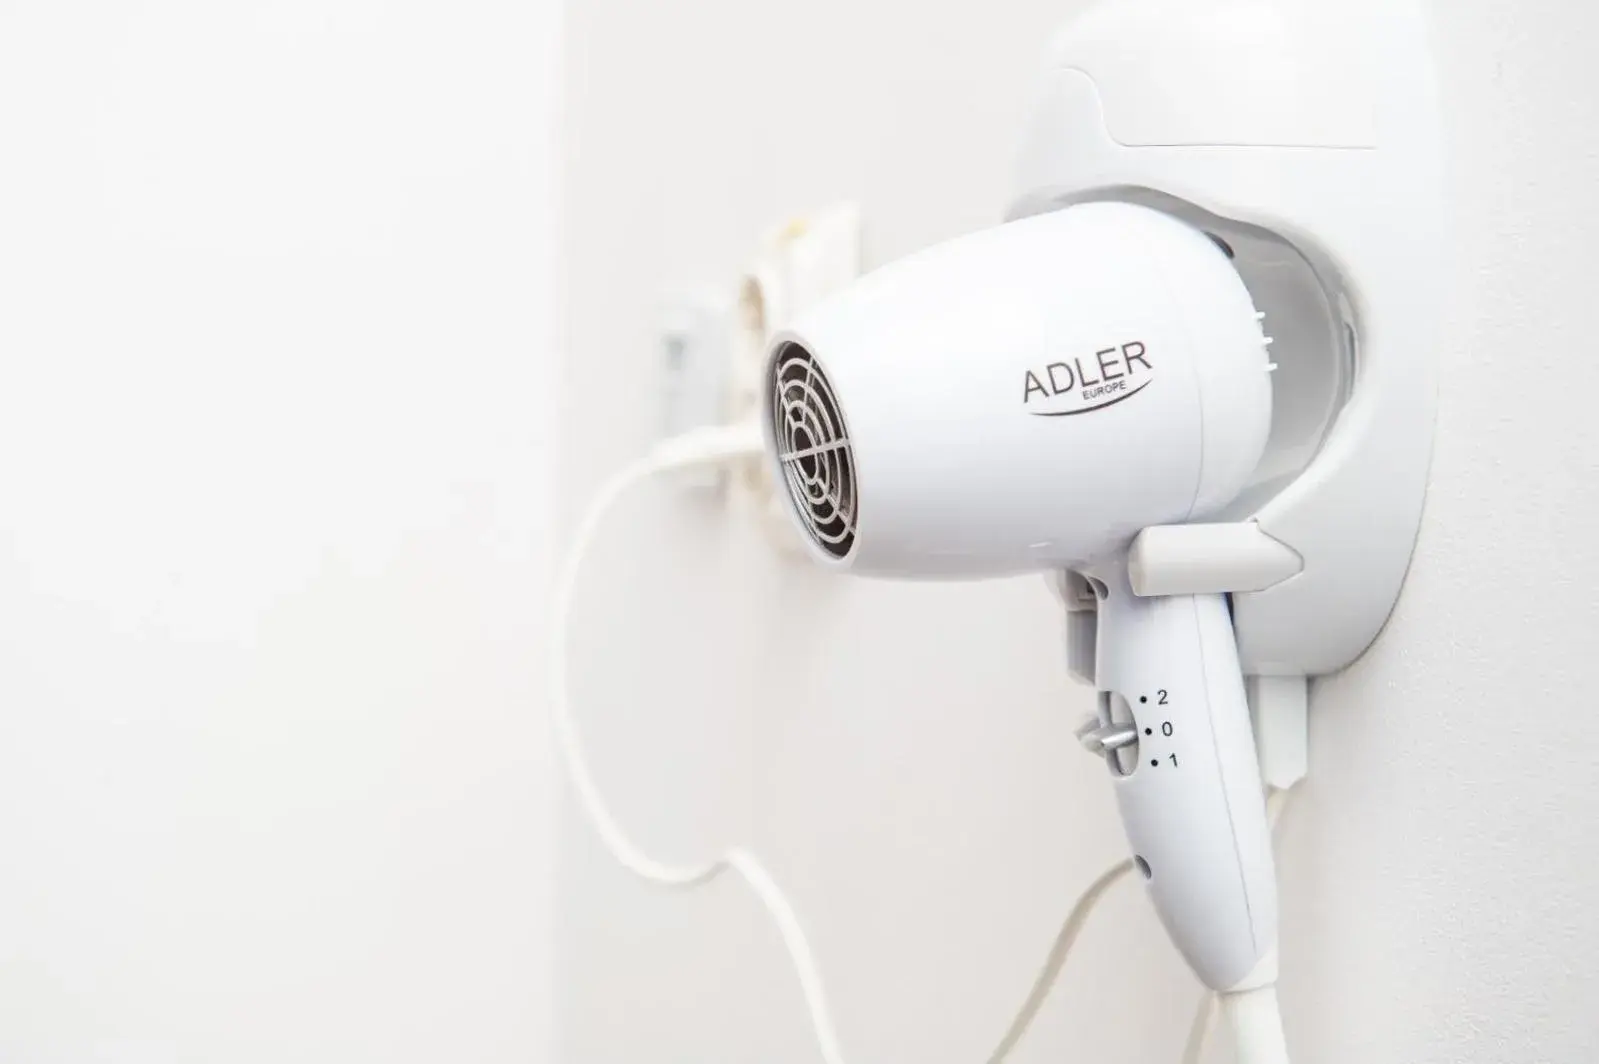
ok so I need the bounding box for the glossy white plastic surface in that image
[1088,568,1276,990]
[1128,522,1301,597]
[766,201,1271,577]
[1009,0,1444,677]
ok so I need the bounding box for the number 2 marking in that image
[1157,689,1169,705]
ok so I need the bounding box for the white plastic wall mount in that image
[1014,0,1444,683]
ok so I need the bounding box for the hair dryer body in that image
[761,200,1279,993]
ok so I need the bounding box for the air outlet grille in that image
[769,342,856,559]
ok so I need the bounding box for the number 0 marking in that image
[1161,721,1173,737]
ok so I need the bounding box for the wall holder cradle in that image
[1016,0,1445,740]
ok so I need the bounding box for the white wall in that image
[0,3,559,1061]
[559,3,1599,1063]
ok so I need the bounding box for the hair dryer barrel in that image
[762,202,1272,578]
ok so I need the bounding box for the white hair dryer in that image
[762,200,1277,991]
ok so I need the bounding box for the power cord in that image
[552,425,1139,1064]
[1219,985,1292,1064]
[984,857,1134,1062]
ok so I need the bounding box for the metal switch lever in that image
[1076,710,1140,777]
[1077,719,1139,757]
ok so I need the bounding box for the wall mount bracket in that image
[1020,0,1444,698]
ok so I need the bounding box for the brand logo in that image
[1023,341,1153,416]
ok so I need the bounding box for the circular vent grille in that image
[769,342,856,559]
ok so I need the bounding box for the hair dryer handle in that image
[1091,579,1277,991]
